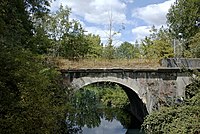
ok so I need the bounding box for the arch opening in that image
[71,78,149,125]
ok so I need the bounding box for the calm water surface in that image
[66,108,144,134]
[66,86,145,134]
[82,117,127,134]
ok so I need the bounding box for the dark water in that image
[81,117,144,134]
[66,108,144,134]
[66,87,144,134]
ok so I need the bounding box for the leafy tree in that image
[0,0,32,49]
[62,21,90,60]
[103,44,116,59]
[115,42,138,59]
[142,105,200,134]
[167,0,200,40]
[141,26,174,59]
[0,0,70,133]
[86,34,103,58]
[38,5,90,60]
[30,19,52,54]
[36,5,71,57]
[0,51,69,133]
[167,0,200,57]
[188,31,200,58]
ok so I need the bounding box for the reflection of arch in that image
[71,76,148,124]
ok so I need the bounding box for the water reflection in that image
[66,84,144,134]
[66,108,135,133]
[82,117,126,134]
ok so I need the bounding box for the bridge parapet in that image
[161,58,200,68]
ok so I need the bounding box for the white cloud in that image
[82,118,126,134]
[132,0,175,26]
[131,25,168,42]
[51,0,127,25]
[132,26,152,41]
[130,0,176,42]
[123,0,134,4]
[127,0,134,3]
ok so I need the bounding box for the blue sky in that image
[50,0,176,46]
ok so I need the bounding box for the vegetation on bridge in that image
[56,58,160,69]
[0,0,200,133]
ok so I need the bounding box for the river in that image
[65,84,145,134]
[66,107,144,134]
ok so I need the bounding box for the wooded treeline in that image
[0,0,200,133]
[0,0,70,133]
[12,0,200,61]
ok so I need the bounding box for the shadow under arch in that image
[185,81,199,99]
[71,77,149,125]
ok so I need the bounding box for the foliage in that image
[115,41,140,59]
[188,31,200,58]
[0,51,69,133]
[167,0,200,40]
[0,0,32,49]
[66,83,131,130]
[100,85,129,108]
[103,44,116,59]
[72,83,129,109]
[0,0,70,133]
[86,34,103,58]
[142,105,200,134]
[30,21,52,54]
[62,23,90,60]
[141,26,174,59]
[36,5,92,60]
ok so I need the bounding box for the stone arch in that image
[71,76,148,123]
[71,76,140,95]
[176,77,192,97]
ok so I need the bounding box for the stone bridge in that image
[60,58,200,123]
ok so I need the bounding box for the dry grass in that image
[53,58,161,69]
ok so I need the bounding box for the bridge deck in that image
[60,67,200,73]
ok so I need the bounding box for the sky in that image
[50,0,176,46]
[82,118,126,134]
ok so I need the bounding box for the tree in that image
[39,5,90,60]
[61,20,91,60]
[36,5,71,57]
[86,34,103,58]
[140,26,174,59]
[115,42,138,59]
[0,51,69,133]
[0,0,70,133]
[167,0,200,40]
[188,31,200,58]
[167,0,200,57]
[0,0,32,49]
